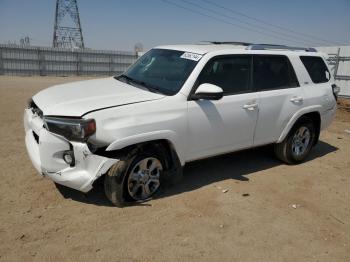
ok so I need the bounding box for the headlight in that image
[43,117,96,142]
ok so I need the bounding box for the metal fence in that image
[1,44,349,97]
[318,46,350,98]
[0,44,138,76]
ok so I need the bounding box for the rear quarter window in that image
[300,56,330,84]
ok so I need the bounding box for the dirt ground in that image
[0,76,349,262]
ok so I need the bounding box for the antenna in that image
[53,0,84,49]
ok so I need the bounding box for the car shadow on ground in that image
[55,140,338,207]
[160,140,338,199]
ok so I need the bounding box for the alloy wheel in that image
[127,157,163,201]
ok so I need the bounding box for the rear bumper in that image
[24,109,118,192]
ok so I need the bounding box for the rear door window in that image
[253,55,299,91]
[300,56,330,83]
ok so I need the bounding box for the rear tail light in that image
[332,84,340,101]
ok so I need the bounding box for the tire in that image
[104,146,167,207]
[274,117,316,164]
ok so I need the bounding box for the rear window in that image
[253,55,299,91]
[300,56,330,84]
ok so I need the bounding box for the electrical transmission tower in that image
[53,0,84,49]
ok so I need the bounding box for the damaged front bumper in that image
[24,108,118,192]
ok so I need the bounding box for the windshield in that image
[117,49,201,95]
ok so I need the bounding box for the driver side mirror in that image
[191,83,223,101]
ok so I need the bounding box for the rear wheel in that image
[274,117,316,164]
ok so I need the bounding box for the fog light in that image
[63,151,74,165]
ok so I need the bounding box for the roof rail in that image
[247,44,317,52]
[200,41,252,46]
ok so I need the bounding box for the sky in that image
[0,0,349,51]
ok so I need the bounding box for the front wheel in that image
[104,148,166,207]
[126,156,163,201]
[274,117,316,164]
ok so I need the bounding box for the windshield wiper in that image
[115,74,165,95]
[137,81,163,94]
[115,74,136,84]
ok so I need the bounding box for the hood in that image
[32,77,165,116]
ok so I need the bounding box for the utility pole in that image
[53,0,84,49]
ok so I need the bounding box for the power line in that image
[180,0,321,46]
[161,0,316,46]
[201,0,341,46]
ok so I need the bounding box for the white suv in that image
[24,42,338,206]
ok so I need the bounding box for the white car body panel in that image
[24,44,337,192]
[86,94,188,165]
[254,87,306,146]
[32,77,165,116]
[187,92,258,161]
[277,105,323,143]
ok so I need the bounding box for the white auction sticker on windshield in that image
[180,52,202,61]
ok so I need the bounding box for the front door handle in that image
[243,103,258,111]
[290,96,303,103]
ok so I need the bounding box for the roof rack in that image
[199,41,317,52]
[201,41,252,46]
[246,44,317,52]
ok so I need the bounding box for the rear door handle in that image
[290,96,303,103]
[243,103,258,111]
